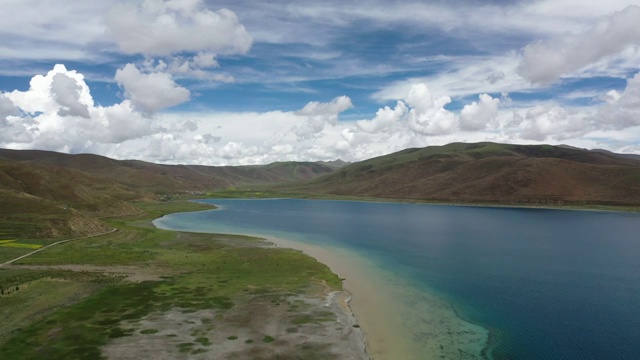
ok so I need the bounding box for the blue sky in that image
[1,0,640,164]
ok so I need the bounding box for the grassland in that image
[0,201,350,359]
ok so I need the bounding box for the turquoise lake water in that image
[154,199,640,359]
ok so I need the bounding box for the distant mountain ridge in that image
[278,142,640,206]
[590,148,640,161]
[0,148,343,238]
[0,149,341,193]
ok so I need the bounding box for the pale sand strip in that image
[265,236,419,360]
[264,236,490,360]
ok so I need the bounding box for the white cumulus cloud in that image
[518,5,640,84]
[404,84,457,136]
[357,101,407,133]
[595,72,640,129]
[115,63,191,113]
[2,64,158,152]
[106,0,252,57]
[51,73,91,118]
[0,94,17,119]
[515,105,590,141]
[360,85,500,137]
[8,64,94,116]
[219,141,257,160]
[459,94,500,131]
[496,73,640,147]
[293,96,353,140]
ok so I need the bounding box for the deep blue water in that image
[155,199,640,359]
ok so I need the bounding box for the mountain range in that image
[0,149,341,238]
[1,142,639,239]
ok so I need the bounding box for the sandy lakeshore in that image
[266,236,415,359]
[152,209,490,359]
[265,236,490,360]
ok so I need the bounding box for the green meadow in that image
[0,201,341,359]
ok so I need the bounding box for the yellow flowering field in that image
[0,240,42,249]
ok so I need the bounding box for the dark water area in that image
[155,199,640,359]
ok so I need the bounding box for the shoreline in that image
[153,203,492,359]
[188,194,640,214]
[263,235,416,359]
[246,234,490,359]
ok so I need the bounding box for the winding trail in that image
[0,228,117,267]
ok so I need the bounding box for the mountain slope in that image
[0,159,138,238]
[0,149,340,194]
[0,149,343,239]
[280,142,640,206]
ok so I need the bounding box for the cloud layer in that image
[3,64,639,165]
[1,1,640,164]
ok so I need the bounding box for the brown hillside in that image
[0,190,111,239]
[0,159,135,239]
[280,142,640,206]
[0,149,342,239]
[0,149,338,193]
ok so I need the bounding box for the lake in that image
[154,199,640,359]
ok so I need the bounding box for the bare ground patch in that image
[9,264,175,283]
[102,287,368,360]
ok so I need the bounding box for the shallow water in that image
[154,199,640,359]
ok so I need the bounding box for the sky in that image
[1,0,640,165]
